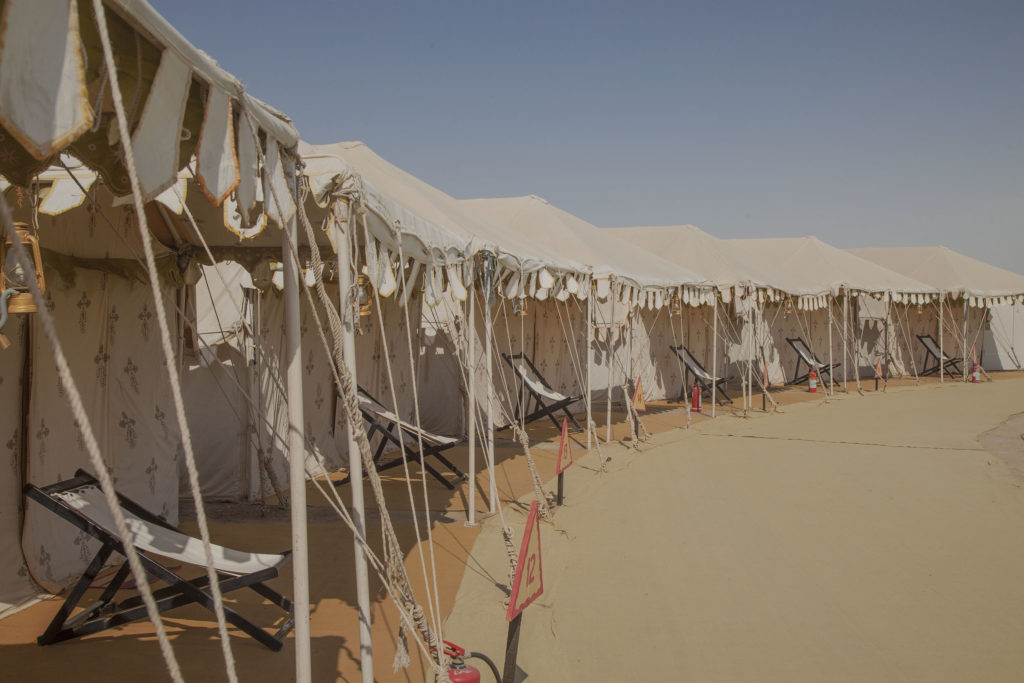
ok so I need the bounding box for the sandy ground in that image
[445,374,1024,682]
[1,373,1021,681]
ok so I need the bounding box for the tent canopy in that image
[605,224,794,293]
[460,195,705,291]
[299,142,592,294]
[728,236,938,299]
[849,246,1024,302]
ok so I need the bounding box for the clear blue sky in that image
[153,0,1024,272]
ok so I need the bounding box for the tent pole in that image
[827,293,834,396]
[331,210,373,681]
[749,294,757,411]
[939,296,944,383]
[962,298,968,382]
[466,270,477,526]
[283,193,311,683]
[606,279,615,442]
[884,296,890,382]
[484,270,497,513]
[711,295,718,417]
[586,287,593,451]
[842,289,848,392]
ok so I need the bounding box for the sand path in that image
[444,377,1024,682]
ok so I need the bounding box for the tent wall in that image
[984,304,1023,371]
[419,297,468,437]
[483,296,589,425]
[21,269,182,593]
[0,317,41,616]
[760,303,830,385]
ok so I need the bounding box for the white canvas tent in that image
[849,246,1024,373]
[727,237,938,386]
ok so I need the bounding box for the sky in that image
[153,0,1024,272]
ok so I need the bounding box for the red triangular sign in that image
[874,357,883,379]
[555,418,573,475]
[506,500,543,621]
[632,377,646,412]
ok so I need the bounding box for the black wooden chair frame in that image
[335,387,467,490]
[669,344,733,405]
[24,470,294,651]
[785,337,840,385]
[917,334,962,379]
[501,352,583,431]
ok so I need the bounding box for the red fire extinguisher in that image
[692,379,702,413]
[808,369,818,393]
[442,641,481,683]
[972,364,981,383]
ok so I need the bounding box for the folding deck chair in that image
[501,352,583,431]
[917,334,962,379]
[669,344,733,405]
[785,337,840,385]
[335,387,467,490]
[24,470,294,651]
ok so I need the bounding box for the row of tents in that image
[0,1,1021,678]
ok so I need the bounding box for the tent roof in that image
[299,142,587,276]
[848,246,1024,298]
[460,196,705,289]
[727,236,937,296]
[604,224,792,291]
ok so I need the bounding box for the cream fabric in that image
[21,269,182,593]
[984,304,1023,370]
[0,0,93,159]
[0,317,44,617]
[849,246,1024,299]
[729,237,936,298]
[196,89,239,205]
[606,225,783,291]
[123,50,192,202]
[263,141,296,229]
[39,171,97,215]
[461,196,703,290]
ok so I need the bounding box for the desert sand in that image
[2,375,1022,682]
[445,375,1024,682]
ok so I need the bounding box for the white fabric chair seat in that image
[58,486,288,576]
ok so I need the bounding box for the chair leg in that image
[38,542,116,645]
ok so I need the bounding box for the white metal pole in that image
[749,294,757,409]
[939,295,944,383]
[466,274,477,525]
[962,298,968,382]
[842,289,848,392]
[331,210,373,681]
[484,279,497,513]
[711,296,718,417]
[606,279,615,442]
[827,294,834,396]
[586,288,594,451]
[283,193,311,683]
